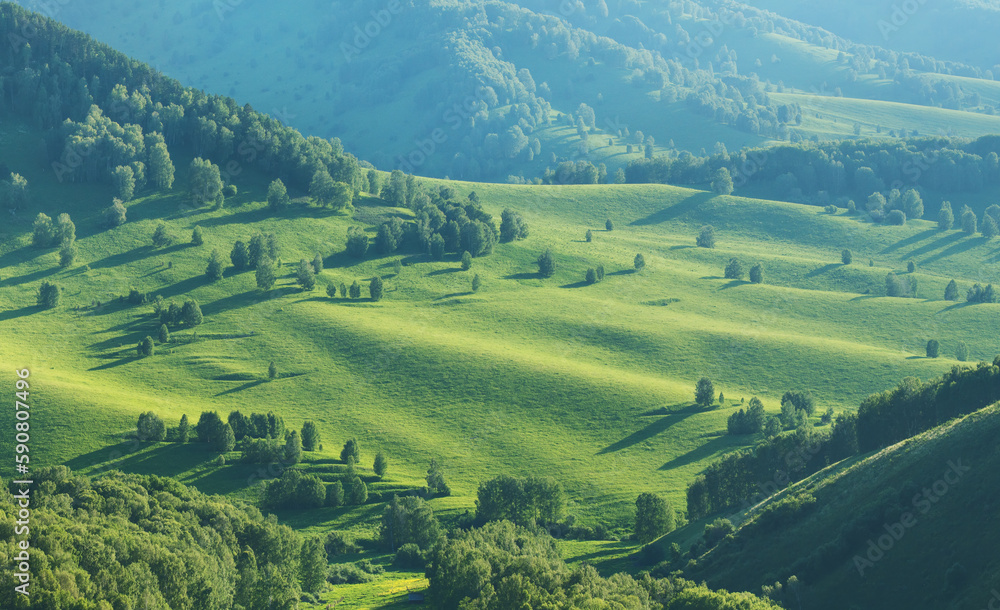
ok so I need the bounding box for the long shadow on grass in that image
[99,442,215,478]
[658,435,733,471]
[2,264,61,287]
[719,279,747,290]
[436,291,473,299]
[805,263,840,277]
[630,192,713,226]
[901,231,964,259]
[0,306,37,322]
[598,405,700,454]
[215,379,267,397]
[880,229,937,255]
[427,268,462,276]
[938,301,973,314]
[560,281,591,288]
[505,272,541,280]
[89,243,188,270]
[200,287,297,317]
[919,236,981,266]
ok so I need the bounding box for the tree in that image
[907,260,916,273]
[945,280,959,301]
[37,281,60,309]
[268,361,278,380]
[982,215,999,239]
[216,423,236,452]
[152,223,173,248]
[285,430,302,464]
[255,256,276,290]
[605,218,614,231]
[842,249,853,265]
[311,253,324,275]
[385,170,407,207]
[926,339,940,358]
[137,411,166,441]
[955,341,970,362]
[189,157,223,206]
[149,142,174,190]
[887,209,906,225]
[349,477,368,505]
[56,213,75,246]
[596,265,605,282]
[747,263,763,284]
[461,251,473,271]
[158,324,171,344]
[697,225,716,248]
[584,229,593,243]
[349,280,361,299]
[296,259,316,290]
[267,179,289,211]
[181,300,203,327]
[962,210,978,235]
[309,169,336,206]
[326,481,344,507]
[374,452,388,478]
[341,439,361,464]
[635,493,674,543]
[230,240,250,270]
[724,258,744,280]
[472,274,482,292]
[58,243,76,268]
[299,537,327,595]
[382,495,441,552]
[536,249,556,278]
[206,249,225,281]
[32,213,54,247]
[695,377,715,408]
[499,209,529,242]
[196,411,224,444]
[886,272,905,297]
[104,198,128,228]
[346,226,369,258]
[429,233,445,260]
[903,189,924,219]
[177,414,190,443]
[938,201,954,230]
[370,275,384,301]
[112,165,135,201]
[711,168,734,195]
[586,268,598,284]
[634,253,646,272]
[426,459,450,496]
[301,421,320,451]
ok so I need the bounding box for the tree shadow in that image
[2,264,61,287]
[147,274,212,303]
[427,268,462,276]
[630,191,713,225]
[919,236,981,266]
[718,279,746,290]
[902,231,964,259]
[850,295,881,302]
[599,405,699,454]
[879,229,937,254]
[658,435,734,471]
[0,306,37,322]
[504,272,540,280]
[215,379,267,397]
[608,269,634,276]
[560,281,591,288]
[88,355,136,371]
[435,291,473,300]
[670,245,695,250]
[200,287,297,317]
[805,263,839,278]
[938,301,972,314]
[89,243,187,270]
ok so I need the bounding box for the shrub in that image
[926,339,940,358]
[749,263,764,284]
[841,249,852,265]
[696,225,716,248]
[394,544,425,569]
[724,258,744,280]
[886,209,906,225]
[536,249,556,278]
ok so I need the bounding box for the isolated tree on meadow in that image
[346,226,369,259]
[374,452,388,478]
[137,336,154,358]
[426,459,450,496]
[962,210,978,235]
[842,249,853,265]
[104,198,128,228]
[982,215,999,239]
[945,279,959,301]
[341,439,361,464]
[606,218,614,231]
[191,226,204,246]
[181,300,203,327]
[926,339,940,358]
[499,209,529,242]
[634,253,646,272]
[370,276,384,301]
[724,258,744,280]
[136,412,165,441]
[536,249,556,278]
[472,274,482,292]
[697,225,716,248]
[296,259,316,290]
[635,493,675,543]
[695,377,715,408]
[256,257,276,290]
[749,263,764,284]
[206,249,225,281]
[461,251,473,271]
[158,324,171,344]
[268,361,278,380]
[37,281,60,309]
[955,341,970,362]
[152,223,173,248]
[938,201,954,230]
[886,209,906,225]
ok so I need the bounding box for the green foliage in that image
[635,492,675,543]
[177,414,190,443]
[841,249,853,265]
[886,209,906,225]
[346,226,369,258]
[962,209,978,234]
[230,240,250,270]
[728,397,767,435]
[299,537,327,595]
[58,242,76,267]
[189,157,223,206]
[296,258,316,290]
[926,339,940,358]
[369,275,384,301]
[341,438,360,464]
[500,208,529,242]
[112,164,135,201]
[216,422,236,452]
[267,361,278,380]
[704,517,735,547]
[586,268,598,284]
[152,223,173,247]
[695,377,715,408]
[137,335,155,358]
[945,279,959,301]
[982,215,999,238]
[634,253,646,272]
[36,281,61,309]
[267,178,290,211]
[475,474,566,527]
[348,476,368,504]
[206,249,225,281]
[196,411,224,444]
[606,218,615,231]
[300,420,320,451]
[426,458,450,496]
[136,411,165,441]
[349,280,361,298]
[373,451,388,477]
[158,324,170,344]
[191,225,204,246]
[966,283,997,303]
[697,225,716,248]
[256,256,276,290]
[382,495,442,551]
[956,341,970,362]
[461,250,473,271]
[749,262,764,284]
[711,167,734,195]
[724,258,744,280]
[536,248,556,277]
[285,430,303,464]
[472,273,482,292]
[262,468,324,509]
[326,481,344,507]
[938,201,954,230]
[103,198,128,227]
[181,299,203,327]
[149,141,175,190]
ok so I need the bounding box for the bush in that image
[724,258,744,280]
[326,564,375,585]
[749,263,763,284]
[955,341,969,362]
[37,281,61,309]
[586,268,597,284]
[926,339,940,358]
[841,249,852,265]
[394,544,425,569]
[605,218,614,231]
[103,199,127,227]
[536,249,556,278]
[704,518,734,547]
[886,209,906,225]
[696,225,716,248]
